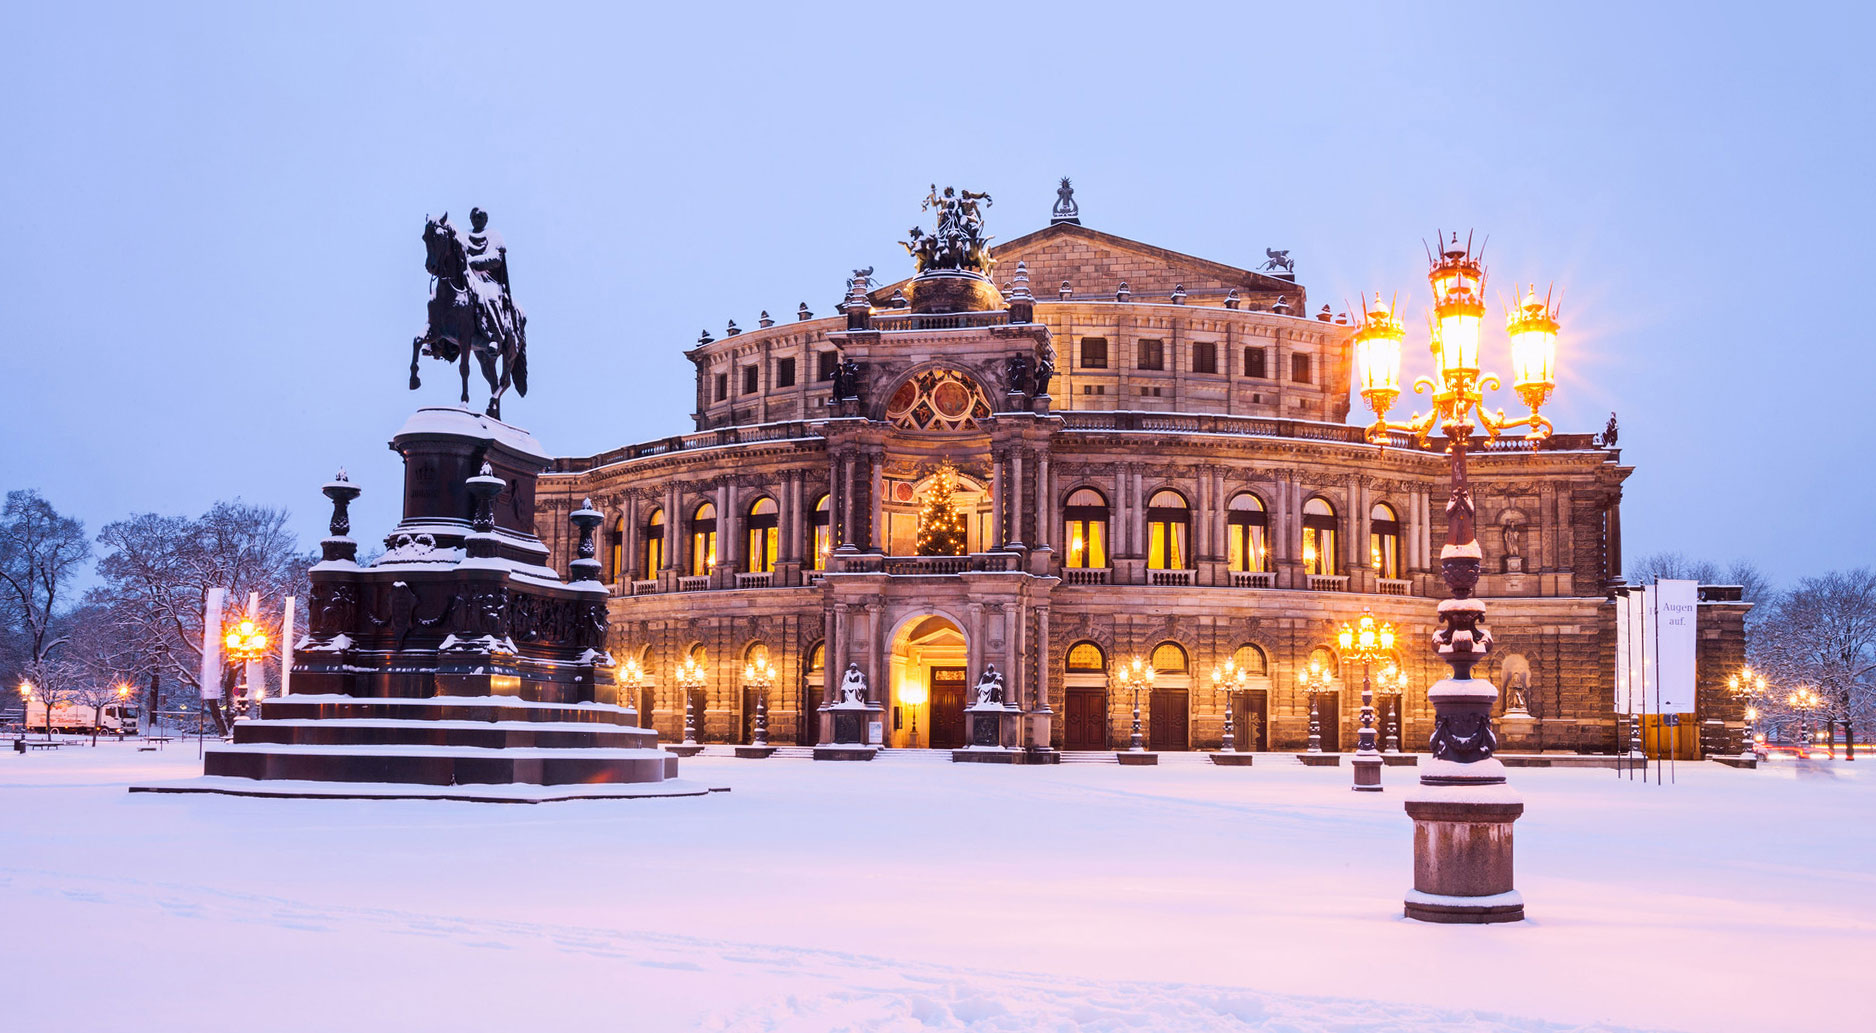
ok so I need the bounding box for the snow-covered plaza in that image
[3,746,1867,1033]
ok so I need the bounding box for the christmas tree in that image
[916,462,969,556]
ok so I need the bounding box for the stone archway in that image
[887,613,969,749]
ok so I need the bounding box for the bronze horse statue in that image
[410,213,528,419]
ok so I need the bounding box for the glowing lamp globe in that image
[901,681,928,707]
[1506,286,1559,405]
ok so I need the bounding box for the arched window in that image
[1151,641,1188,673]
[1226,493,1270,573]
[643,508,665,576]
[885,369,993,432]
[805,641,825,676]
[1306,646,1338,678]
[1062,488,1109,569]
[746,497,779,573]
[1066,641,1106,672]
[689,502,717,577]
[1233,644,1269,676]
[808,493,831,571]
[1302,497,1338,577]
[608,516,625,583]
[744,641,770,668]
[1146,489,1190,571]
[1370,502,1403,579]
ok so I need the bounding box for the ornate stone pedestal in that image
[1404,784,1525,923]
[815,693,881,761]
[1351,753,1384,790]
[135,408,703,803]
[1209,752,1255,766]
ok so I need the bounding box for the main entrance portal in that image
[888,614,968,749]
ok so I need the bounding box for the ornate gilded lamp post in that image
[1298,660,1336,754]
[900,679,927,749]
[1339,610,1396,791]
[19,681,42,741]
[1209,658,1250,752]
[743,651,776,747]
[1786,687,1823,756]
[676,653,707,746]
[1727,666,1767,759]
[1355,231,1561,923]
[223,614,270,719]
[618,655,645,728]
[1376,664,1409,754]
[1116,655,1155,752]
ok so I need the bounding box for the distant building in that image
[536,190,1746,756]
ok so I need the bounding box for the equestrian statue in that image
[410,207,529,419]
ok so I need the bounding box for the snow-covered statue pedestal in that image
[951,664,1025,764]
[136,408,707,803]
[814,663,881,761]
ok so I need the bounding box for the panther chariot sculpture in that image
[409,207,530,420]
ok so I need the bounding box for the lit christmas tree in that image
[916,461,969,556]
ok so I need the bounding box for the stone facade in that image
[536,209,1748,756]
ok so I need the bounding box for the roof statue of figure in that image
[1051,176,1081,225]
[901,185,996,276]
[409,208,530,420]
[1261,248,1295,275]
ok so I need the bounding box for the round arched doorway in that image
[887,614,968,749]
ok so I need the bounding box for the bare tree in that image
[0,490,92,694]
[91,501,311,735]
[1756,569,1876,760]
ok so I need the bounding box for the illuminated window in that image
[1062,488,1108,569]
[643,508,665,575]
[1146,489,1189,570]
[1233,644,1269,676]
[1302,497,1338,577]
[1226,493,1270,573]
[808,493,831,571]
[1151,641,1187,673]
[1306,646,1338,678]
[1066,641,1106,672]
[1370,503,1403,579]
[806,641,825,674]
[608,516,624,583]
[746,497,778,573]
[689,502,717,577]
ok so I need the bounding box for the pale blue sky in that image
[2,2,1869,585]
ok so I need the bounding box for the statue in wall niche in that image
[1504,522,1525,572]
[1005,353,1030,395]
[834,356,861,400]
[1508,671,1530,713]
[838,663,869,704]
[1033,346,1056,396]
[974,664,1006,705]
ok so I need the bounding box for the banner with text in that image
[1654,579,1699,714]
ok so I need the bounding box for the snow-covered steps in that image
[229,717,656,751]
[201,741,680,787]
[130,774,721,803]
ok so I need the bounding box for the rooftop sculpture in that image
[409,208,530,420]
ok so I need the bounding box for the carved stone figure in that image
[974,663,1006,705]
[1033,347,1056,396]
[1261,248,1295,275]
[901,185,996,275]
[1601,412,1619,447]
[834,356,861,400]
[1005,353,1030,396]
[838,662,869,704]
[410,208,530,419]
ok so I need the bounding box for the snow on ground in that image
[2,743,1869,1033]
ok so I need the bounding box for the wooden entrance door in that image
[1149,689,1189,751]
[927,666,967,749]
[1315,695,1342,751]
[639,687,656,739]
[741,688,760,743]
[1231,690,1268,751]
[1064,687,1106,750]
[800,683,821,745]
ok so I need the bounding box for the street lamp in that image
[1727,666,1767,758]
[223,615,270,718]
[1375,664,1409,754]
[1786,687,1823,757]
[743,650,776,747]
[19,681,42,741]
[1210,658,1250,752]
[617,655,645,729]
[1298,659,1336,754]
[1356,232,1558,923]
[676,653,707,746]
[1339,610,1396,792]
[1115,655,1155,752]
[900,678,928,749]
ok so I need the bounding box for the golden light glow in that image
[1115,655,1156,689]
[18,681,32,700]
[1506,284,1559,410]
[1354,293,1405,422]
[1302,539,1317,566]
[901,680,928,707]
[675,653,708,689]
[1337,610,1396,663]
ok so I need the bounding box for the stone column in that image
[868,451,884,553]
[1010,448,1026,548]
[1036,451,1053,550]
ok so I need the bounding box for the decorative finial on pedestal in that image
[726,320,741,337]
[797,302,813,321]
[1272,295,1290,315]
[1051,176,1081,225]
[889,288,908,309]
[697,329,714,346]
[1007,261,1035,323]
[321,471,363,564]
[1115,281,1130,303]
[1059,280,1072,301]
[1170,284,1187,305]
[1224,289,1240,310]
[843,273,873,330]
[464,461,504,559]
[568,497,604,584]
[758,310,774,329]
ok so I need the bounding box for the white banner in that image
[198,587,224,701]
[280,595,296,697]
[1655,579,1699,714]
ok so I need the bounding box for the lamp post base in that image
[1403,790,1524,924]
[1351,753,1384,791]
